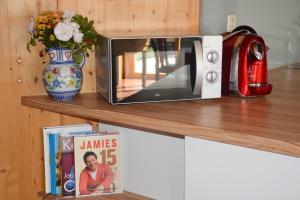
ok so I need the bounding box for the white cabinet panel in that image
[100,124,185,200]
[185,136,300,200]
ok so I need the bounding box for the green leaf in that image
[30,37,36,46]
[26,42,31,52]
[74,53,84,65]
[88,20,94,26]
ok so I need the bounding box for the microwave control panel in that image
[201,36,222,99]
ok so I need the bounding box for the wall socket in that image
[227,14,237,32]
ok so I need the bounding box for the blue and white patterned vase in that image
[43,48,85,101]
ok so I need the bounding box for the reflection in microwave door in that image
[145,65,189,90]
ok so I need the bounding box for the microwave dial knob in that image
[206,50,219,64]
[206,70,218,84]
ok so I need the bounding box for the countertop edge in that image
[21,95,300,158]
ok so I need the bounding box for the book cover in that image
[43,128,52,194]
[43,124,93,194]
[74,132,123,197]
[49,133,62,195]
[60,131,92,196]
[60,136,75,196]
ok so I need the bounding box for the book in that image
[43,124,93,194]
[49,133,62,195]
[61,133,91,196]
[74,132,123,197]
[60,136,76,196]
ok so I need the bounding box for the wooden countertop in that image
[21,66,300,158]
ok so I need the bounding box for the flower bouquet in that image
[27,10,98,64]
[27,11,99,101]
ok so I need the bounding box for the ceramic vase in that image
[42,48,85,101]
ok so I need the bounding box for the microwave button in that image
[206,70,218,84]
[206,50,219,64]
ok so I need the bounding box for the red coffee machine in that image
[222,25,272,97]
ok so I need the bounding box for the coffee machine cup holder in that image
[248,83,272,95]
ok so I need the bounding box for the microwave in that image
[96,34,222,104]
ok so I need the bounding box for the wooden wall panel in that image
[0,0,200,200]
[93,0,200,36]
[1,0,29,199]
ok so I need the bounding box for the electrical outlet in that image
[227,14,237,32]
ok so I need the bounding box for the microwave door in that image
[190,40,203,96]
[113,37,210,104]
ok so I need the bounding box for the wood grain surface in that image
[22,66,300,158]
[41,191,153,200]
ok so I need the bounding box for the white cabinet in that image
[185,136,300,200]
[100,124,300,200]
[100,124,185,200]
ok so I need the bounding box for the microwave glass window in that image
[111,38,195,102]
[116,51,157,100]
[134,49,155,74]
[115,53,188,101]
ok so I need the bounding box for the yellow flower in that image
[36,24,46,30]
[50,34,55,41]
[53,13,60,18]
[39,11,46,16]
[47,24,51,29]
[37,16,43,23]
[39,30,44,35]
[67,79,76,88]
[45,72,54,83]
[53,16,60,23]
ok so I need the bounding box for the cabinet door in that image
[185,136,300,200]
[100,124,185,200]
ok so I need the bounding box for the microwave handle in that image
[191,40,203,96]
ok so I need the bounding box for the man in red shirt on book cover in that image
[79,151,114,195]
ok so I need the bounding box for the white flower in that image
[62,10,75,23]
[71,22,80,31]
[28,17,34,33]
[73,30,83,43]
[54,22,74,42]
